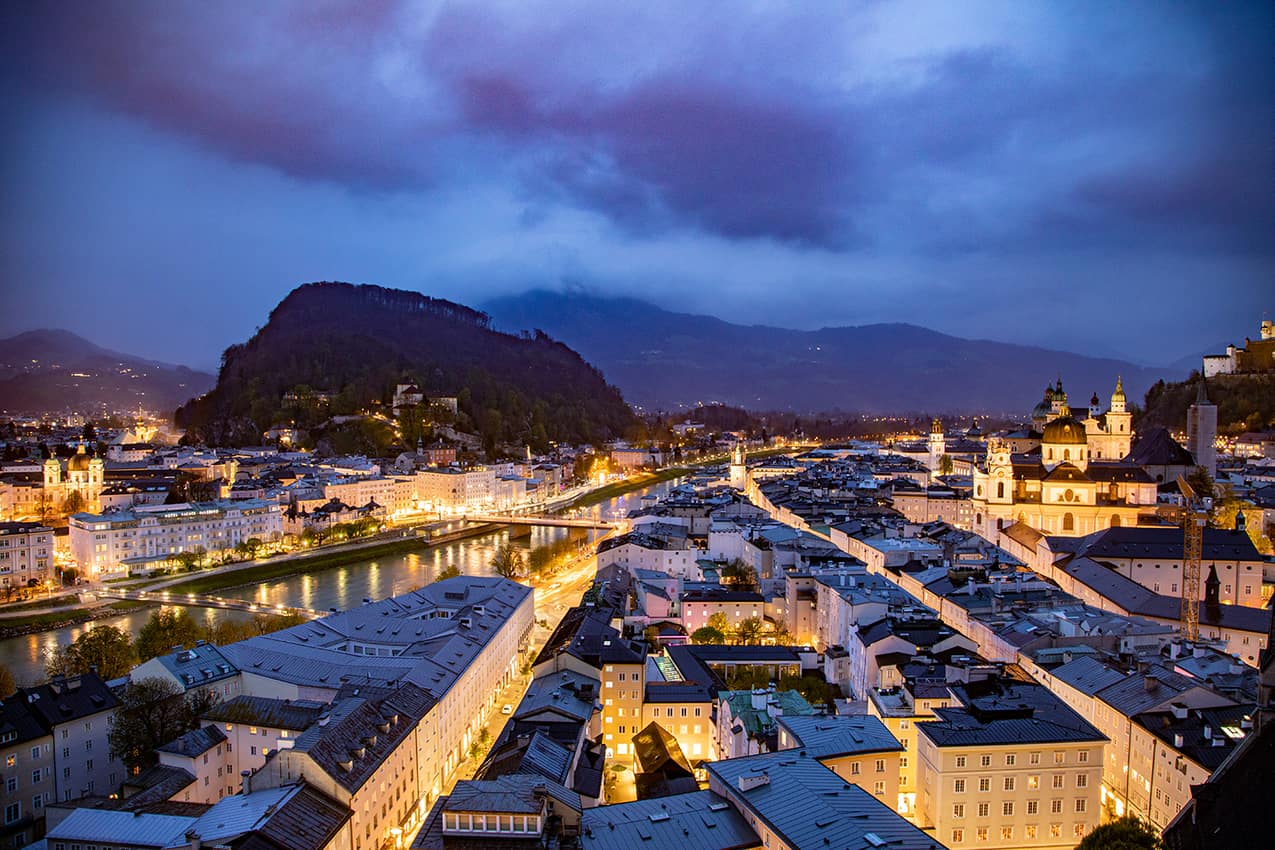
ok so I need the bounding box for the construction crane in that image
[1155,475,1210,642]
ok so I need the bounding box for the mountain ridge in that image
[175,282,635,449]
[483,289,1176,414]
[0,329,214,415]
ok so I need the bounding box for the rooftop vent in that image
[737,773,770,792]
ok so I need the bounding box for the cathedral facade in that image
[970,378,1156,538]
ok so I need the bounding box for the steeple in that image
[1110,375,1127,414]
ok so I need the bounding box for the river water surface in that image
[0,479,681,687]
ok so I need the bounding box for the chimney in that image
[185,830,201,850]
[751,689,767,710]
[1143,676,1159,692]
[1173,733,1184,748]
[1170,703,1188,720]
[240,770,252,795]
[1203,726,1211,740]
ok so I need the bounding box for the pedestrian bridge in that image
[93,588,325,619]
[462,513,615,530]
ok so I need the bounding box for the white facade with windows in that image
[69,499,282,577]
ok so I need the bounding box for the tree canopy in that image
[490,542,525,580]
[1075,817,1162,850]
[46,625,136,681]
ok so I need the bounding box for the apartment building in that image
[776,714,904,804]
[18,674,121,804]
[0,697,54,848]
[915,679,1106,850]
[0,522,53,591]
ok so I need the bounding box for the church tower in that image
[985,438,1013,505]
[1105,376,1133,458]
[928,418,946,472]
[729,440,747,490]
[43,454,61,487]
[1186,378,1218,477]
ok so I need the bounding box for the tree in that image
[707,612,731,634]
[490,542,525,580]
[0,663,15,698]
[643,625,662,651]
[690,626,726,645]
[136,609,203,662]
[434,564,462,582]
[46,624,135,680]
[734,617,766,645]
[938,454,954,475]
[108,677,203,774]
[721,559,759,592]
[1075,816,1162,850]
[61,490,86,516]
[1185,466,1216,500]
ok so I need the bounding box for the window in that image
[62,748,69,760]
[955,756,966,768]
[954,804,965,818]
[5,778,16,793]
[30,748,39,760]
[980,755,991,767]
[1077,774,1088,788]
[1026,825,1038,839]
[1004,777,1015,792]
[4,755,13,768]
[874,781,885,796]
[1075,799,1086,813]
[952,828,964,843]
[900,756,909,768]
[4,803,19,825]
[954,779,966,793]
[1050,824,1062,838]
[1005,754,1015,766]
[875,759,885,773]
[978,778,990,792]
[31,771,40,785]
[1027,800,1039,815]
[1075,824,1087,837]
[976,827,988,842]
[977,803,989,817]
[1051,800,1063,814]
[1054,751,1065,764]
[1030,752,1040,765]
[1078,751,1089,763]
[32,795,42,811]
[1001,827,1014,841]
[1053,775,1064,789]
[1028,775,1039,789]
[851,762,861,775]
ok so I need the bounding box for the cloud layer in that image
[1,1,1271,367]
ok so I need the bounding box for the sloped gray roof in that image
[580,790,758,850]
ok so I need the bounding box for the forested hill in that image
[175,282,635,449]
[1139,372,1275,434]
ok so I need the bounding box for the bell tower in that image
[928,418,946,472]
[729,440,747,490]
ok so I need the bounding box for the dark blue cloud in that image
[1,1,1271,367]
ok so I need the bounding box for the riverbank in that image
[0,600,149,640]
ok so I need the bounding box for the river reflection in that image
[0,477,684,687]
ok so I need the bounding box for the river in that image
[0,477,683,687]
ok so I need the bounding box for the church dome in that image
[1042,415,1087,445]
[66,444,91,472]
[1031,386,1055,419]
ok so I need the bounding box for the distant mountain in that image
[0,329,214,416]
[176,282,635,448]
[483,291,1172,414]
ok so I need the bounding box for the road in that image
[441,543,607,789]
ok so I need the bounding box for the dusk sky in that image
[1,1,1271,372]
